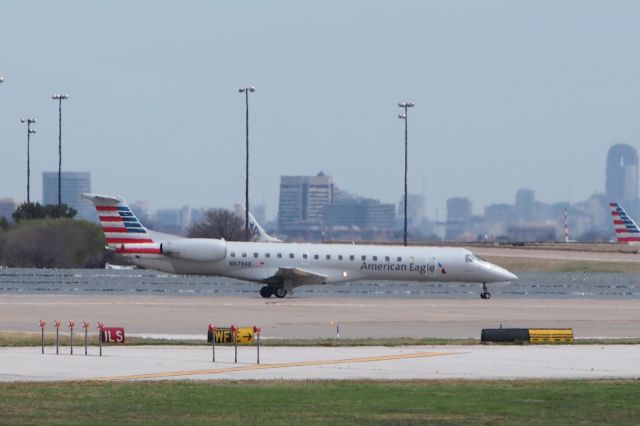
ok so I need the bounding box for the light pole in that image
[239,86,255,241]
[398,101,414,247]
[21,118,37,204]
[52,94,69,214]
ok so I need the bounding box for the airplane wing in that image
[261,267,328,286]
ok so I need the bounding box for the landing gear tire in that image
[274,287,288,298]
[259,286,273,298]
[480,283,490,300]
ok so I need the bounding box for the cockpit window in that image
[465,254,478,263]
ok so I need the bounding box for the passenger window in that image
[385,256,390,262]
[303,254,308,260]
[265,253,271,258]
[397,257,402,262]
[338,255,343,260]
[314,254,319,260]
[373,256,378,261]
[253,253,259,258]
[350,255,355,261]
[242,252,247,258]
[277,253,282,258]
[326,255,331,260]
[289,253,294,259]
[230,252,236,258]
[361,255,366,261]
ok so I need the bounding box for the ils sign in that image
[101,327,125,343]
[207,327,254,344]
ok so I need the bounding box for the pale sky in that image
[2,1,639,220]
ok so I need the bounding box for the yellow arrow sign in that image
[207,327,254,344]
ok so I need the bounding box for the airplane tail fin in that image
[609,202,640,243]
[234,203,282,243]
[82,193,156,249]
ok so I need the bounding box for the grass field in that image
[1,380,639,425]
[3,332,640,347]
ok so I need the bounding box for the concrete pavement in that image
[2,295,639,338]
[1,345,639,382]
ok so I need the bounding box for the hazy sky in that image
[2,1,639,220]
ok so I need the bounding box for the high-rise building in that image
[0,198,17,223]
[445,197,472,240]
[278,172,335,232]
[42,171,94,221]
[324,198,395,230]
[252,204,267,226]
[606,143,639,203]
[515,188,535,221]
[397,194,426,228]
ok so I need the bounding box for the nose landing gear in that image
[480,283,491,300]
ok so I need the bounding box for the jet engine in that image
[160,238,227,262]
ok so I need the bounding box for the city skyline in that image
[2,2,640,218]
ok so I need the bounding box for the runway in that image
[2,295,640,339]
[3,291,640,383]
[2,344,639,382]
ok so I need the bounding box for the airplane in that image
[233,203,282,243]
[83,193,517,299]
[609,202,640,244]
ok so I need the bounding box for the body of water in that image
[0,268,639,299]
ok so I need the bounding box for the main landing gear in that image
[480,282,491,300]
[260,286,288,298]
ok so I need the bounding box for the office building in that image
[605,143,638,203]
[0,198,17,223]
[278,172,335,232]
[324,198,395,230]
[445,197,472,240]
[515,188,535,221]
[397,194,426,229]
[42,172,94,221]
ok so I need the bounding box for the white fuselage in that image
[128,241,516,286]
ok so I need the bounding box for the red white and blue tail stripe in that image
[609,202,640,243]
[82,193,161,254]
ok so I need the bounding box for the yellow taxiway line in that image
[94,350,458,382]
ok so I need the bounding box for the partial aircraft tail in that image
[82,193,160,253]
[234,203,282,243]
[609,202,640,243]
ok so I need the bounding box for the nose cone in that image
[482,262,518,282]
[495,266,518,282]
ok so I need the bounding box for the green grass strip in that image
[3,331,640,347]
[1,380,639,425]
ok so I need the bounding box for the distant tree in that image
[188,208,244,241]
[0,217,9,232]
[0,218,105,268]
[12,202,76,222]
[44,204,77,219]
[12,203,46,222]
